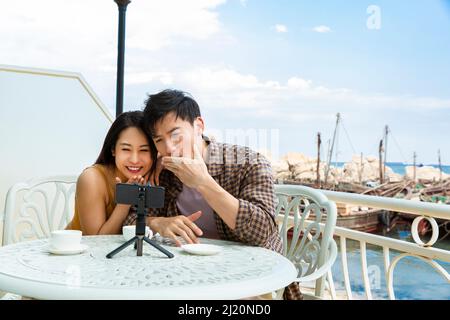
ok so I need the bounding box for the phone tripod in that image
[106,186,174,259]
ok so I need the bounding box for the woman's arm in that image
[76,168,131,235]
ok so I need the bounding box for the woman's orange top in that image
[66,164,116,232]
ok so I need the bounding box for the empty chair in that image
[2,176,77,245]
[274,184,338,299]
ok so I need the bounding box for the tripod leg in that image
[136,237,143,256]
[142,236,174,258]
[106,236,139,259]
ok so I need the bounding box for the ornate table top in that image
[0,235,296,299]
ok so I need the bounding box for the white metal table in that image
[0,235,297,300]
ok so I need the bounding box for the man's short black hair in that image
[143,89,201,136]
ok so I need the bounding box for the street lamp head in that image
[114,0,131,6]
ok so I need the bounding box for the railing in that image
[324,190,450,299]
[277,187,450,300]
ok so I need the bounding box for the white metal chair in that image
[274,184,338,299]
[0,176,77,299]
[2,175,77,245]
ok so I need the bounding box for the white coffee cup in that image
[50,230,82,250]
[122,225,152,241]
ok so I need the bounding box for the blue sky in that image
[1,0,450,164]
[218,0,450,97]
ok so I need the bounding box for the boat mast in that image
[324,113,340,186]
[325,139,331,184]
[359,152,363,184]
[379,139,384,183]
[438,149,442,183]
[383,125,389,182]
[316,132,321,187]
[413,152,417,182]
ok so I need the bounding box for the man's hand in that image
[162,143,211,189]
[149,211,204,246]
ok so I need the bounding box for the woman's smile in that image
[125,166,144,174]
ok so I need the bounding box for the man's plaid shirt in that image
[123,137,302,300]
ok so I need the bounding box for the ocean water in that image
[334,162,450,175]
[286,160,450,298]
[385,162,450,175]
[331,232,450,300]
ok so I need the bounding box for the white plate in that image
[181,244,222,256]
[46,244,89,255]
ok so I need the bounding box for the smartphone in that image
[116,183,165,208]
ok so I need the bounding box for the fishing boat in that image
[392,179,450,237]
[280,178,386,233]
[274,114,450,236]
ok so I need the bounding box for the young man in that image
[124,89,301,300]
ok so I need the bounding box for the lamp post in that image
[114,0,131,118]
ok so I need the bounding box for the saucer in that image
[181,244,222,256]
[46,244,89,255]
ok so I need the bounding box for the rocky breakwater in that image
[340,155,403,183]
[271,153,404,184]
[405,165,450,182]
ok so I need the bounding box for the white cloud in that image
[240,0,248,7]
[0,0,226,69]
[287,77,312,90]
[3,1,448,162]
[179,66,280,91]
[313,25,331,33]
[274,24,288,33]
[0,0,228,113]
[126,0,227,51]
[125,71,173,86]
[127,65,450,115]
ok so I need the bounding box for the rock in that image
[272,159,289,172]
[271,152,418,185]
[405,166,450,181]
[281,152,311,166]
[386,172,403,183]
[293,162,317,175]
[275,171,292,181]
[294,171,317,181]
[271,159,291,181]
[366,156,377,163]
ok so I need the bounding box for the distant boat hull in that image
[336,208,382,233]
[279,179,385,233]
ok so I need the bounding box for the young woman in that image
[66,111,157,235]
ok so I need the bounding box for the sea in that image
[333,162,450,175]
[331,233,450,300]
[326,162,450,299]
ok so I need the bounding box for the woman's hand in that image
[114,176,147,211]
[115,175,147,185]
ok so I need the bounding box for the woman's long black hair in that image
[95,111,157,177]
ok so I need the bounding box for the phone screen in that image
[116,183,165,208]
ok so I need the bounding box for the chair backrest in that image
[2,176,77,245]
[274,184,337,297]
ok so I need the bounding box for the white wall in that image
[0,65,114,244]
